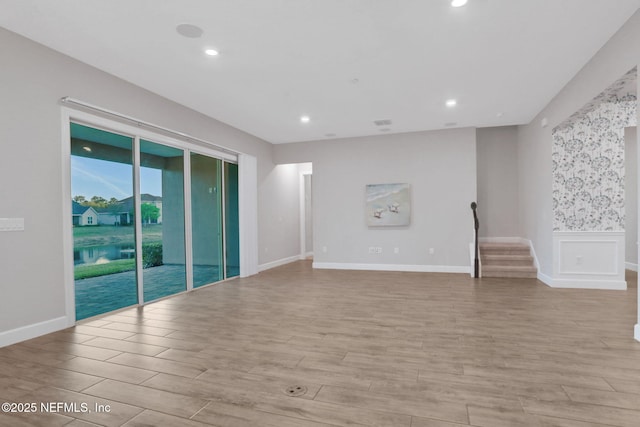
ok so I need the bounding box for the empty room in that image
[1,1,640,426]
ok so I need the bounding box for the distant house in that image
[71,194,162,226]
[71,201,98,226]
[117,194,163,224]
[96,207,132,226]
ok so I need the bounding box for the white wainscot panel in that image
[552,231,626,290]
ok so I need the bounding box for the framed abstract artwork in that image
[365,183,410,227]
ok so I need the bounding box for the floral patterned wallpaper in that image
[552,67,637,231]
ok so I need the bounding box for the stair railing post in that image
[471,202,479,278]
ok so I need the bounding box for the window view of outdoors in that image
[71,123,139,319]
[71,123,239,320]
[140,139,186,302]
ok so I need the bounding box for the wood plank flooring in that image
[1,261,639,426]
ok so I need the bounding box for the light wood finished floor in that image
[1,261,639,426]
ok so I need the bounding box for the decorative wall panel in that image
[552,68,637,231]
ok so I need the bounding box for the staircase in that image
[480,242,537,279]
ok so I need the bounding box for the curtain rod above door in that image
[60,96,239,158]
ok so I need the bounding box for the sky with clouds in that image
[71,156,162,200]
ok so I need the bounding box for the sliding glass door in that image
[70,121,239,320]
[70,123,138,320]
[190,153,224,287]
[140,139,187,302]
[225,162,240,278]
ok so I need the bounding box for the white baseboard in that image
[545,278,627,290]
[537,271,553,287]
[258,255,301,272]
[312,262,470,274]
[299,252,314,260]
[625,262,638,272]
[635,324,640,342]
[0,316,69,348]
[537,264,625,290]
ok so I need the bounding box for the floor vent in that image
[284,385,307,397]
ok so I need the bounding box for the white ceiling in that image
[1,1,639,144]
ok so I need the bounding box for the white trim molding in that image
[313,262,470,274]
[635,324,640,342]
[537,271,554,287]
[551,231,626,290]
[625,262,638,272]
[258,255,301,272]
[0,317,68,348]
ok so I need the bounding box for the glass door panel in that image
[190,153,224,286]
[140,139,186,301]
[70,123,137,320]
[224,162,240,278]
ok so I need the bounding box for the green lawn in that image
[74,259,136,280]
[73,224,162,247]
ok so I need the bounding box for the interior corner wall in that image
[0,28,278,346]
[476,126,519,238]
[517,10,640,281]
[257,163,303,270]
[274,128,477,271]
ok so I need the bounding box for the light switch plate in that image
[0,218,25,231]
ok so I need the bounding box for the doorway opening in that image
[298,163,313,260]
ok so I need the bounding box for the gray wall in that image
[626,127,638,267]
[258,163,302,264]
[275,128,477,268]
[517,10,640,277]
[0,28,300,337]
[476,126,519,238]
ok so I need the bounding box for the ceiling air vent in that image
[373,119,392,126]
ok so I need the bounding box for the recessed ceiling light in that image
[176,23,204,38]
[82,146,92,152]
[446,99,457,107]
[205,49,219,56]
[300,115,310,123]
[451,0,468,7]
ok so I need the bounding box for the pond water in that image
[73,243,135,266]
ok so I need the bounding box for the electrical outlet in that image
[368,247,376,254]
[394,247,399,254]
[576,255,583,265]
[429,248,435,255]
[322,246,327,253]
[376,247,383,254]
